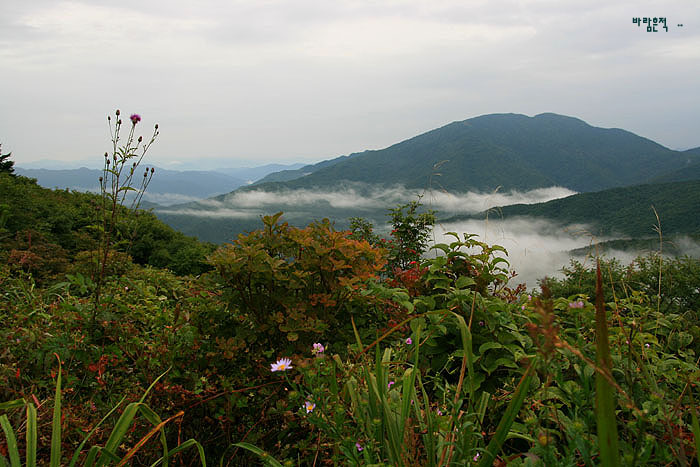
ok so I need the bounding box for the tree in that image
[0,144,16,176]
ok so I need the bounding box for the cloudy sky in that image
[2,0,698,170]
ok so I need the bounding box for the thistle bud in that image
[155,123,159,130]
[99,176,103,182]
[138,136,143,143]
[150,167,154,173]
[106,159,110,166]
[108,115,111,121]
[104,152,108,158]
[118,119,122,125]
[116,109,120,116]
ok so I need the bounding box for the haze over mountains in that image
[153,113,699,245]
[15,163,305,205]
[20,111,700,285]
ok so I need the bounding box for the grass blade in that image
[50,354,62,467]
[68,396,126,467]
[0,400,26,411]
[232,442,283,467]
[689,387,700,465]
[149,439,207,467]
[594,262,620,467]
[116,410,184,466]
[95,402,141,466]
[477,358,537,467]
[26,403,37,467]
[0,414,21,467]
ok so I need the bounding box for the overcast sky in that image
[2,0,698,170]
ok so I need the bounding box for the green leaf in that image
[455,276,476,289]
[51,356,62,467]
[0,414,21,467]
[477,359,537,467]
[593,262,620,467]
[232,442,283,466]
[26,403,37,467]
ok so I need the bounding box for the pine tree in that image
[0,144,16,176]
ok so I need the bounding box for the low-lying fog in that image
[155,184,699,287]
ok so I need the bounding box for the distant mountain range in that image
[15,163,305,205]
[153,113,700,243]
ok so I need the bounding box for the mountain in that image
[251,155,358,185]
[216,163,306,182]
[445,180,700,238]
[248,113,697,193]
[16,166,246,205]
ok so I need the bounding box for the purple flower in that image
[355,442,363,452]
[473,452,481,462]
[405,337,412,345]
[312,343,325,355]
[387,381,395,389]
[568,300,584,309]
[270,357,293,372]
[645,343,650,348]
[303,401,316,413]
[130,114,141,125]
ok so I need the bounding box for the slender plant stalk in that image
[594,261,621,467]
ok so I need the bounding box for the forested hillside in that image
[243,113,698,193]
[446,179,700,237]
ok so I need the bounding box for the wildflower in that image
[473,452,480,462]
[645,343,650,348]
[405,337,412,345]
[568,300,584,309]
[521,304,526,310]
[355,442,363,452]
[478,321,485,327]
[436,408,443,416]
[270,357,293,372]
[130,114,141,125]
[387,381,395,389]
[312,343,325,355]
[304,401,316,413]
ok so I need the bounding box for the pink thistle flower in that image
[312,343,325,355]
[130,114,141,125]
[270,357,293,372]
[405,337,412,345]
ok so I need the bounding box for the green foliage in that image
[0,144,15,177]
[207,213,387,353]
[2,189,699,465]
[385,200,435,271]
[0,363,206,466]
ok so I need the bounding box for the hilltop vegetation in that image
[2,160,700,464]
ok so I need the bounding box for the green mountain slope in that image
[445,180,700,237]
[250,113,697,193]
